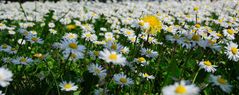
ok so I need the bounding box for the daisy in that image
[11,57,33,65]
[99,49,126,66]
[120,47,129,54]
[87,63,107,80]
[94,88,108,95]
[49,29,57,34]
[225,42,239,61]
[139,73,155,80]
[140,48,158,58]
[0,67,13,87]
[121,28,135,37]
[162,80,200,95]
[198,60,217,73]
[104,42,123,52]
[113,73,133,87]
[59,81,78,91]
[134,57,149,66]
[0,44,11,52]
[60,39,85,53]
[48,22,55,28]
[63,33,78,40]
[26,35,44,44]
[209,75,232,93]
[81,32,98,42]
[62,50,84,61]
[223,29,236,40]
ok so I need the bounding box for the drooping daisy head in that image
[162,80,200,95]
[198,60,217,73]
[210,75,232,93]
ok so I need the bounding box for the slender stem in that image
[192,68,201,83]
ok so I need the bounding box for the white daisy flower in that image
[113,73,133,87]
[198,60,217,73]
[48,22,55,28]
[140,48,158,58]
[88,63,107,80]
[49,29,57,34]
[162,80,200,95]
[225,42,239,61]
[63,50,84,61]
[26,35,44,44]
[209,75,232,93]
[223,29,236,40]
[134,57,149,66]
[59,81,78,92]
[104,42,123,52]
[60,39,85,53]
[0,67,13,87]
[63,33,78,40]
[11,57,33,65]
[0,44,11,52]
[81,32,98,42]
[99,49,126,66]
[139,73,155,80]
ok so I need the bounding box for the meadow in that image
[0,0,238,95]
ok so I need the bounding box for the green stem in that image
[192,68,201,84]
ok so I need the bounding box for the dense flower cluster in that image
[0,0,238,94]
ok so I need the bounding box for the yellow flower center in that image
[216,33,222,37]
[119,78,127,84]
[68,34,76,39]
[217,77,227,84]
[94,68,101,74]
[143,73,149,77]
[20,58,27,62]
[2,44,8,49]
[138,57,146,63]
[175,85,187,94]
[86,33,91,37]
[194,6,199,11]
[67,24,76,30]
[64,83,72,89]
[126,31,132,35]
[31,37,38,42]
[195,24,201,28]
[208,40,216,45]
[192,34,200,41]
[109,53,117,60]
[227,29,234,35]
[68,43,78,49]
[231,47,238,55]
[204,60,212,66]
